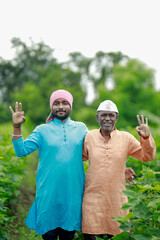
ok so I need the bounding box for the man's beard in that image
[52,110,71,120]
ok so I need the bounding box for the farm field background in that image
[0,122,160,240]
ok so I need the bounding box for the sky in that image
[0,0,160,90]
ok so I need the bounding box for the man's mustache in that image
[56,110,66,113]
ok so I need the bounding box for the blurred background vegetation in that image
[0,38,160,239]
[0,37,160,129]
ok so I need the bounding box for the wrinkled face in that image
[96,111,118,133]
[52,98,71,120]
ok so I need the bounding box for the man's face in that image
[52,98,71,120]
[97,111,118,133]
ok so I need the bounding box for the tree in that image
[111,59,158,127]
[0,37,55,103]
[0,38,159,128]
[0,38,87,124]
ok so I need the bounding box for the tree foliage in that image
[0,38,160,128]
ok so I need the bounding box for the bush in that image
[113,166,160,240]
[0,125,26,239]
[0,123,35,240]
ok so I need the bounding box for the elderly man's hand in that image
[136,115,150,139]
[125,168,136,185]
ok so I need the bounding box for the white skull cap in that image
[97,100,119,113]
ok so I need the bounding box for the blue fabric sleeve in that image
[12,127,40,157]
[80,122,89,136]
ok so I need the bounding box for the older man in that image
[82,100,156,240]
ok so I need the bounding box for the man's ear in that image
[96,114,99,123]
[115,113,119,123]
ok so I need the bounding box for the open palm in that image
[136,115,150,138]
[9,102,25,125]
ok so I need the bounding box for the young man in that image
[9,90,88,240]
[82,100,156,240]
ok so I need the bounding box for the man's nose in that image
[59,103,64,108]
[105,115,110,120]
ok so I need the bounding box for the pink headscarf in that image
[46,89,73,123]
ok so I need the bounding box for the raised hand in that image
[9,102,26,126]
[136,115,150,139]
[125,168,136,185]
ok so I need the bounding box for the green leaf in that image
[133,234,152,240]
[153,185,160,191]
[122,190,137,198]
[112,232,130,240]
[137,184,153,192]
[148,228,160,236]
[121,203,133,211]
[121,212,134,222]
[119,222,132,231]
[148,199,160,209]
[133,202,150,218]
[113,216,124,222]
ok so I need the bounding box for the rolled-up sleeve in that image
[129,134,156,162]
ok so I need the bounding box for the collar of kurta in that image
[48,117,71,125]
[99,127,117,139]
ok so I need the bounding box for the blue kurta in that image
[12,118,88,235]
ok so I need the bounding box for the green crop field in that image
[0,123,41,240]
[0,123,160,240]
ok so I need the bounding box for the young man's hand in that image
[9,102,26,127]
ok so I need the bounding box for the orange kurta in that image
[82,129,156,236]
